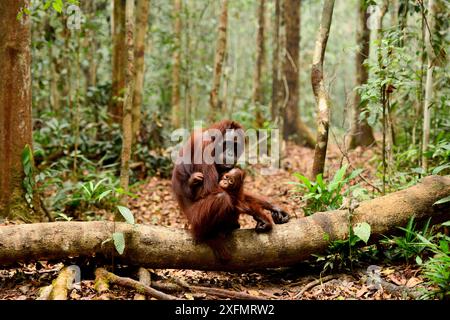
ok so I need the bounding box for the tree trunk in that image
[119,0,135,197]
[311,0,335,178]
[271,0,281,122]
[398,0,409,47]
[110,0,127,123]
[49,44,61,114]
[0,0,42,221]
[0,176,448,270]
[81,1,98,92]
[171,0,182,128]
[252,0,266,127]
[348,0,376,149]
[209,0,228,120]
[282,0,315,147]
[132,0,150,141]
[422,0,437,172]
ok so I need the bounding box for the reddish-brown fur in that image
[171,120,289,261]
[187,168,274,241]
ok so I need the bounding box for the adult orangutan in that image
[171,120,289,260]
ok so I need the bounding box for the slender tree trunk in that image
[311,0,335,178]
[348,0,376,149]
[422,0,437,172]
[252,0,266,127]
[119,0,135,198]
[110,0,127,123]
[171,0,182,128]
[398,0,409,47]
[209,0,228,121]
[0,0,42,221]
[282,0,315,147]
[271,0,281,122]
[184,2,193,128]
[377,1,389,194]
[390,0,399,27]
[49,44,61,114]
[82,1,98,92]
[132,0,150,142]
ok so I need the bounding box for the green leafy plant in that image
[291,164,363,216]
[22,144,36,208]
[381,217,433,262]
[103,206,136,255]
[64,178,118,215]
[315,222,373,273]
[52,175,136,220]
[415,222,450,300]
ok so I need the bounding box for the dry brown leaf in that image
[247,289,260,296]
[381,268,395,276]
[356,285,368,298]
[388,274,406,286]
[405,277,423,288]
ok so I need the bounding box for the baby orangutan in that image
[184,168,275,261]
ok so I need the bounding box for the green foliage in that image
[291,164,364,216]
[353,222,371,244]
[112,232,125,255]
[117,205,135,225]
[381,217,433,262]
[380,217,450,299]
[18,0,80,20]
[112,205,136,255]
[101,205,136,255]
[434,195,450,206]
[61,177,115,217]
[21,145,36,208]
[415,225,450,300]
[315,222,374,273]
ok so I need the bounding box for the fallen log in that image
[0,176,449,271]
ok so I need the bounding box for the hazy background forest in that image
[0,0,449,301]
[28,0,449,183]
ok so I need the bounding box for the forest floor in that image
[0,143,429,300]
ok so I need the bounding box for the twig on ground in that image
[294,274,339,299]
[171,276,266,300]
[95,268,178,300]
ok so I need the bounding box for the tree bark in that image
[422,0,437,172]
[81,1,98,92]
[271,0,281,122]
[110,0,127,123]
[132,0,150,142]
[252,0,266,127]
[171,0,182,128]
[209,0,228,120]
[311,0,335,178]
[119,0,135,196]
[282,0,315,147]
[348,0,376,149]
[398,0,409,47]
[1,176,448,270]
[0,0,42,221]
